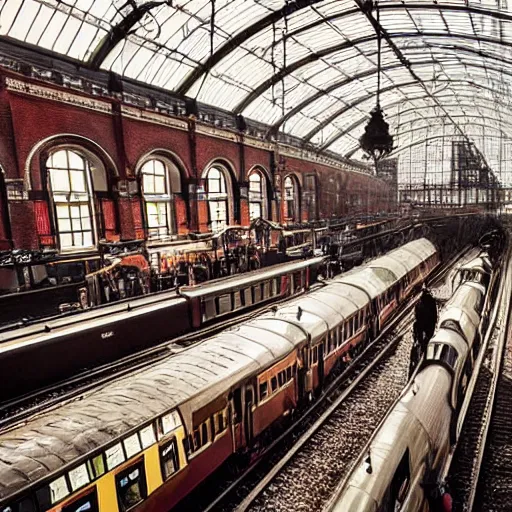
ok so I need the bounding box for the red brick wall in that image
[0,71,393,250]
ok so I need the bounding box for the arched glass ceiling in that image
[2,0,512,164]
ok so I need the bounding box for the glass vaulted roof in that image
[2,0,512,164]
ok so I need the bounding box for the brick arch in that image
[25,134,119,191]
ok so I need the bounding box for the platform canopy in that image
[2,0,512,162]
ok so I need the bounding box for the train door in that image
[378,450,411,512]
[298,347,309,401]
[244,386,254,445]
[231,387,246,451]
[318,342,325,390]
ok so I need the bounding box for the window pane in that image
[105,443,125,470]
[139,425,156,448]
[123,434,141,458]
[68,464,90,492]
[91,455,105,478]
[116,466,144,509]
[160,440,179,480]
[67,151,85,170]
[72,218,82,231]
[161,411,180,437]
[60,233,73,249]
[73,233,83,246]
[82,217,91,230]
[49,150,68,169]
[58,218,72,232]
[56,205,69,219]
[83,232,93,247]
[153,160,165,175]
[143,174,155,194]
[70,206,80,218]
[70,170,86,192]
[154,175,166,194]
[50,169,70,192]
[49,476,69,504]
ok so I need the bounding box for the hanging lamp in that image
[359,0,394,173]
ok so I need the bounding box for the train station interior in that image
[1,1,512,512]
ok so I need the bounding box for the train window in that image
[254,284,262,302]
[116,462,146,512]
[62,490,99,512]
[160,411,181,438]
[234,388,243,423]
[354,315,359,332]
[105,443,125,470]
[244,288,252,305]
[91,455,105,478]
[202,422,210,445]
[124,433,142,458]
[273,278,279,295]
[313,346,318,364]
[233,291,242,309]
[265,281,272,298]
[271,376,278,392]
[160,439,179,480]
[139,425,156,448]
[218,411,226,432]
[286,366,292,380]
[49,475,70,504]
[278,371,285,387]
[3,496,36,512]
[68,464,90,492]
[218,294,232,315]
[259,381,268,400]
[193,428,201,450]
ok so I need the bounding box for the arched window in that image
[284,175,299,223]
[249,170,267,220]
[140,159,180,239]
[205,167,229,232]
[47,149,95,251]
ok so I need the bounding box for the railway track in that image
[0,280,329,431]
[446,243,512,511]
[172,246,476,512]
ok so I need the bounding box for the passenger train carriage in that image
[0,257,324,402]
[327,251,493,512]
[0,239,439,512]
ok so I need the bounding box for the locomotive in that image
[0,239,439,512]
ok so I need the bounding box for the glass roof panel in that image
[2,0,512,164]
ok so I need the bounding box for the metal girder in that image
[386,132,511,157]
[395,114,510,134]
[175,0,324,95]
[316,79,506,151]
[344,117,512,157]
[233,31,512,115]
[302,59,512,143]
[270,41,512,137]
[88,1,172,69]
[328,93,512,144]
[175,1,512,96]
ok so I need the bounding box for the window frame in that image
[46,149,97,253]
[115,459,147,512]
[159,437,180,482]
[140,158,176,239]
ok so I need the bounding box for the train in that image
[0,257,325,401]
[326,250,494,512]
[0,239,439,512]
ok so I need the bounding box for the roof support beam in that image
[176,2,512,96]
[269,41,512,136]
[302,60,512,143]
[315,79,505,151]
[88,1,172,69]
[234,31,512,115]
[175,0,325,95]
[330,94,512,144]
[344,117,512,157]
